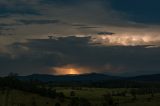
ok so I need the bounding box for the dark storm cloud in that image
[0,0,160,76]
[0,0,156,38]
[97,32,115,35]
[0,54,53,76]
[0,0,40,16]
[39,0,81,5]
[38,0,160,25]
[0,15,10,18]
[71,24,87,27]
[77,26,101,29]
[0,36,159,76]
[0,26,11,31]
[71,23,101,29]
[17,19,61,25]
[0,0,159,26]
[0,23,16,29]
[0,23,15,36]
[109,0,160,24]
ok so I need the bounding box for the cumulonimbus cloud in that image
[90,33,160,46]
[0,36,158,76]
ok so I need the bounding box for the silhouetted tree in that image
[70,91,75,97]
[130,89,137,101]
[55,102,61,106]
[79,98,91,106]
[69,97,79,106]
[103,93,114,106]
[57,92,65,102]
[31,97,37,106]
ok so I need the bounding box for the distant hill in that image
[128,74,160,82]
[17,73,120,83]
[17,73,160,83]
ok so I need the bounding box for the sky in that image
[0,0,160,76]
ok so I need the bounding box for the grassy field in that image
[56,87,160,106]
[0,88,160,106]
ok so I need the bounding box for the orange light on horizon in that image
[52,66,82,75]
[66,68,80,75]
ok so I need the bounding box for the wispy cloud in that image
[17,19,61,25]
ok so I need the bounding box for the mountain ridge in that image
[17,73,120,82]
[17,73,160,82]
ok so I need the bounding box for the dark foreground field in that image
[1,87,160,106]
[1,74,160,106]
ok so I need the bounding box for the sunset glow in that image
[66,68,80,75]
[51,64,94,75]
[53,67,81,75]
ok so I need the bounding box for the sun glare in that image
[52,66,81,75]
[67,68,79,75]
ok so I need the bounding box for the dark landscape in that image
[1,73,160,106]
